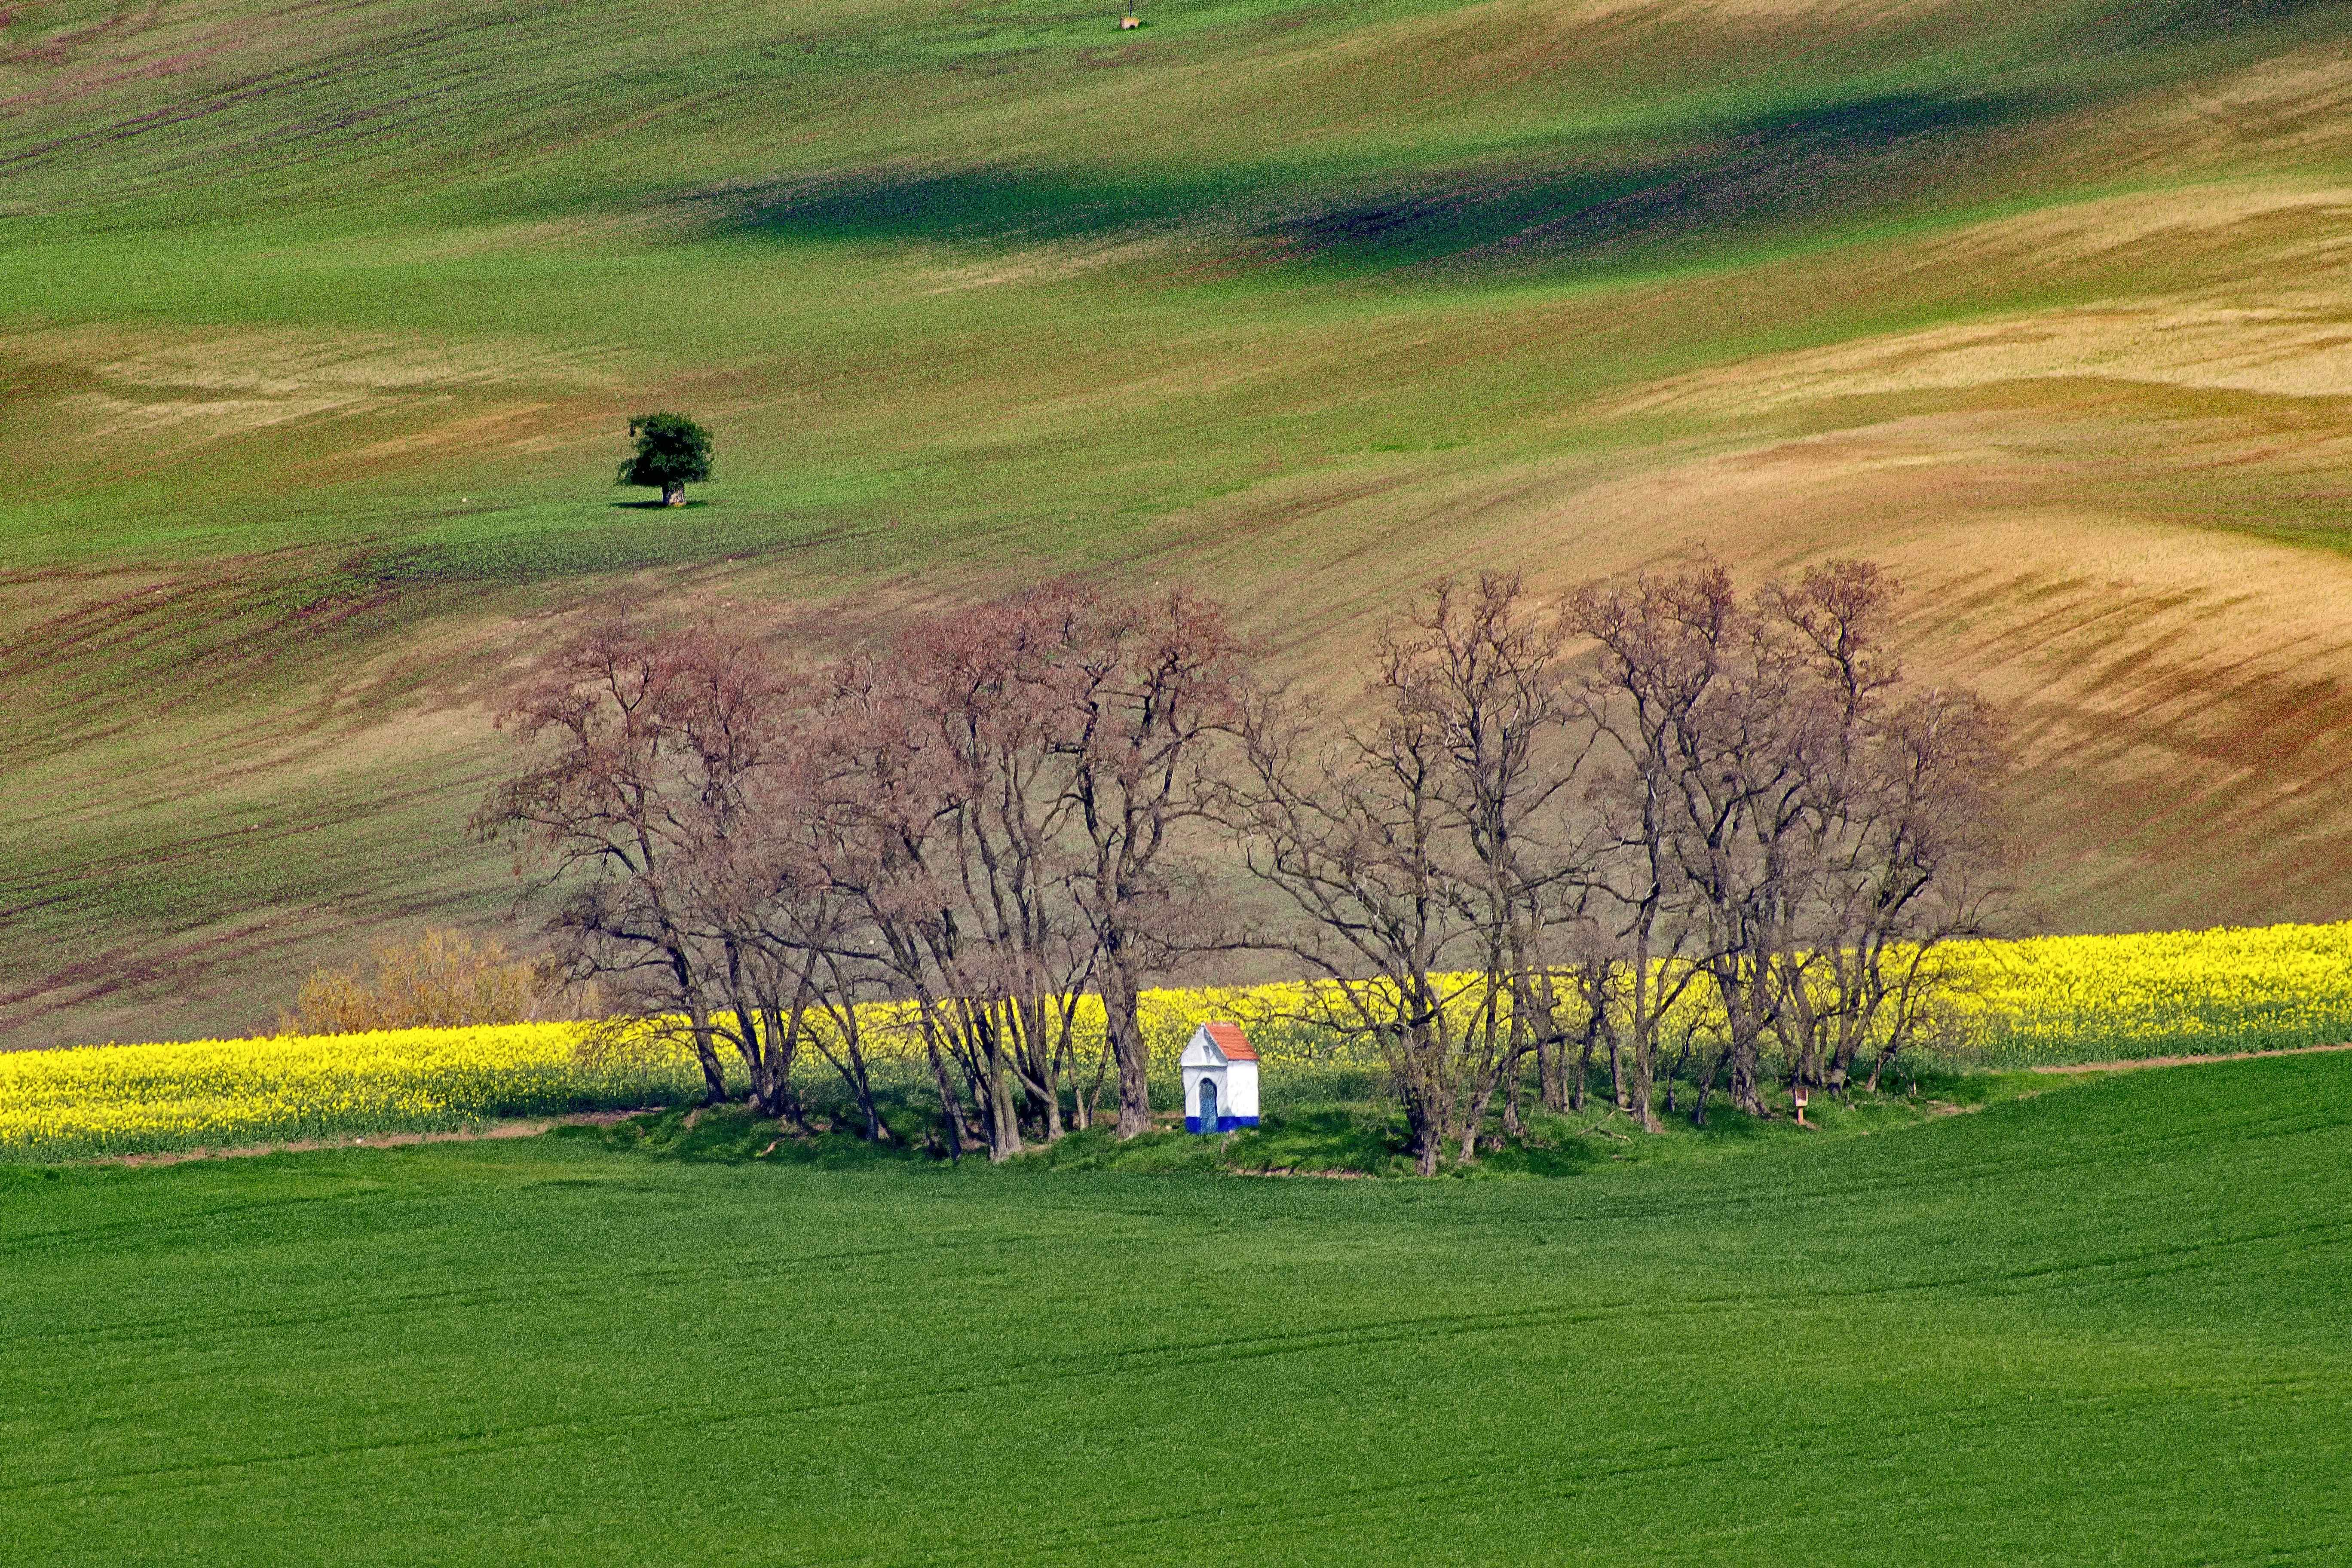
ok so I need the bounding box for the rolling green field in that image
[5,1049,2349,1563]
[12,9,2350,1559]
[15,11,2352,1559]
[12,0,2352,1048]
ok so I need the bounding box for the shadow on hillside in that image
[706,90,2038,275]
[1277,92,2038,270]
[721,168,1235,245]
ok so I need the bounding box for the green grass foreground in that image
[6,1052,2348,1564]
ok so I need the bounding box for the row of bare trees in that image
[475,587,1250,1161]
[1227,561,2015,1172]
[476,559,2015,1169]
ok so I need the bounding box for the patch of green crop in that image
[4,1051,2350,1562]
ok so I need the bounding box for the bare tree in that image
[1391,576,1596,1158]
[1221,575,1590,1171]
[480,627,908,1135]
[1223,681,1467,1174]
[683,726,876,1127]
[475,624,775,1105]
[802,585,1254,1155]
[475,560,2008,1164]
[1062,588,1255,1138]
[654,648,825,1123]
[1772,683,2017,1095]
[1571,556,2016,1127]
[1567,564,1735,1132]
[816,594,1098,1161]
[1729,563,2020,1106]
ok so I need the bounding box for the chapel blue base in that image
[1186,1115,1259,1134]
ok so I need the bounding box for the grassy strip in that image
[579,1068,2052,1179]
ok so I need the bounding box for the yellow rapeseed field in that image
[9,922,2352,1159]
[1939,921,2352,1065]
[0,1024,716,1161]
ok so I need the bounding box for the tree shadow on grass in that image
[568,1104,938,1167]
[609,499,714,510]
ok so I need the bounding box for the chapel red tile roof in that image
[1203,1021,1256,1060]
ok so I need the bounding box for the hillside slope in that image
[6,0,2352,1044]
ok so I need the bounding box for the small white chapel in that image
[1180,1021,1260,1133]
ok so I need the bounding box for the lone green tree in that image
[617,412,714,506]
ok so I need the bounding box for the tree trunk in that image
[751,1050,803,1125]
[1865,1039,1902,1094]
[1402,1084,1443,1176]
[1628,1035,1659,1132]
[842,1048,883,1141]
[1712,959,1770,1118]
[686,1009,728,1106]
[1008,1003,1065,1144]
[1688,1041,1730,1127]
[662,483,685,506]
[747,1008,805,1126]
[1104,965,1153,1139]
[986,1044,1023,1162]
[1728,1032,1765,1117]
[1623,978,1659,1131]
[1461,1070,1506,1164]
[816,997,887,1142]
[1078,1029,1114,1133]
[853,1078,884,1141]
[925,1035,968,1161]
[1535,1027,1562,1114]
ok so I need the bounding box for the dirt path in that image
[2029,1041,2352,1074]
[93,1111,643,1168]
